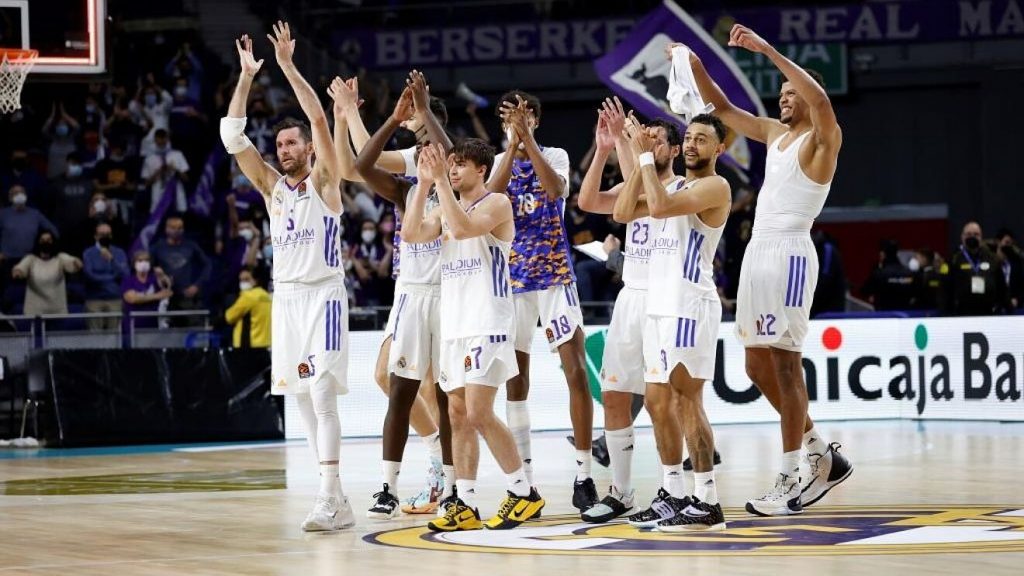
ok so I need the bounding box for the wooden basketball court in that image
[2,420,1022,575]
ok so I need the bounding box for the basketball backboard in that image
[0,0,106,75]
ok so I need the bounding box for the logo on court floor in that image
[365,506,1024,556]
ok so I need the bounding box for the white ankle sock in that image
[442,465,456,498]
[663,463,686,499]
[803,427,826,455]
[382,460,401,496]
[456,479,477,509]
[782,450,801,479]
[575,450,591,481]
[694,471,718,505]
[606,426,634,495]
[320,463,342,498]
[507,467,531,497]
[507,400,533,484]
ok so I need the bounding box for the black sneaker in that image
[657,497,727,532]
[366,483,400,519]
[682,450,723,470]
[566,435,611,468]
[627,488,690,528]
[572,477,599,511]
[582,486,635,523]
[436,486,459,517]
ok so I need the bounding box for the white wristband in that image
[639,152,655,167]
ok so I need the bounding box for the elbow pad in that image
[220,116,253,154]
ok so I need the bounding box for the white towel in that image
[667,45,714,123]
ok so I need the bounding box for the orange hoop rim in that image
[0,48,39,61]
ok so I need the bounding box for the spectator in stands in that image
[42,102,81,179]
[104,100,147,157]
[122,251,172,330]
[995,228,1023,312]
[168,77,208,170]
[87,192,129,245]
[11,230,82,316]
[245,97,277,156]
[862,239,917,311]
[150,214,211,324]
[909,248,944,311]
[227,173,264,221]
[52,153,96,255]
[135,79,173,155]
[82,94,107,138]
[225,267,272,348]
[93,140,140,227]
[1,149,48,207]
[0,185,60,288]
[810,229,847,316]
[141,129,190,215]
[165,43,204,103]
[947,221,1007,315]
[82,222,129,331]
[352,218,391,306]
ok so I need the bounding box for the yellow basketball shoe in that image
[484,488,545,530]
[427,498,483,532]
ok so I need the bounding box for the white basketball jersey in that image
[398,188,441,285]
[647,178,724,317]
[622,215,653,290]
[439,193,515,339]
[268,175,345,284]
[753,131,831,234]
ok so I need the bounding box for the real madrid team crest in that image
[365,506,1024,556]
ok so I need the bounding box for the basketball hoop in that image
[0,48,38,114]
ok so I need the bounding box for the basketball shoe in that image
[367,483,400,519]
[746,473,802,516]
[656,497,727,532]
[572,477,599,511]
[484,488,545,530]
[801,442,853,507]
[428,497,483,532]
[627,488,690,528]
[302,495,356,531]
[402,459,445,514]
[582,485,635,523]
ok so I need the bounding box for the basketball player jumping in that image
[222,25,352,531]
[488,91,597,510]
[403,141,544,531]
[340,72,455,518]
[684,25,853,516]
[614,115,730,531]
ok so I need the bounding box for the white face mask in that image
[67,164,83,178]
[93,199,108,213]
[239,281,254,291]
[907,258,921,272]
[12,193,27,206]
[361,230,377,244]
[239,228,255,242]
[135,261,151,274]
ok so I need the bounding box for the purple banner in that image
[131,176,179,256]
[696,0,1024,45]
[594,0,767,184]
[188,147,224,218]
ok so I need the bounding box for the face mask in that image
[56,124,70,137]
[67,165,83,178]
[98,236,112,248]
[263,245,273,260]
[239,228,255,241]
[166,228,183,239]
[12,193,27,206]
[86,104,97,114]
[38,241,54,254]
[144,94,158,107]
[93,199,108,213]
[907,258,920,272]
[174,86,188,98]
[259,75,271,87]
[380,221,395,234]
[964,236,980,251]
[239,281,254,291]
[361,230,377,244]
[135,261,151,274]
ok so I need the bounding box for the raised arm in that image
[611,167,646,224]
[335,76,408,175]
[578,113,622,215]
[408,70,453,152]
[327,77,362,183]
[267,21,341,209]
[507,97,567,200]
[222,35,279,201]
[602,97,635,178]
[681,43,782,145]
[399,154,442,243]
[354,87,415,208]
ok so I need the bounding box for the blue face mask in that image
[263,245,273,260]
[55,123,70,137]
[144,94,158,107]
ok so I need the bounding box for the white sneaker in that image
[745,473,802,517]
[302,495,356,531]
[801,442,853,507]
[582,486,635,523]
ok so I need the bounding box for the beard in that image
[685,156,711,170]
[780,111,793,124]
